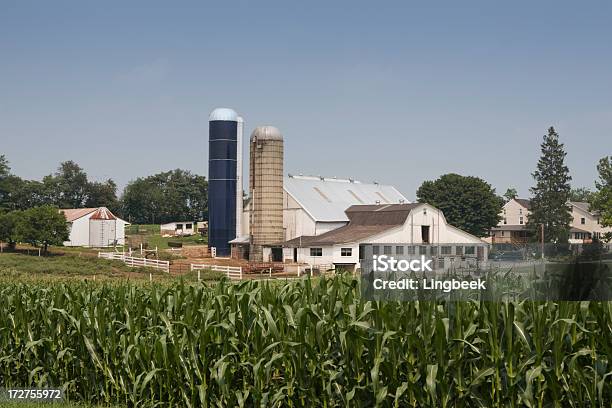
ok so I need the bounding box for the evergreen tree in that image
[503,188,518,202]
[527,127,572,243]
[591,156,612,241]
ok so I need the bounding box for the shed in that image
[61,207,129,247]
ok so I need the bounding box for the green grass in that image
[1,277,610,407]
[125,224,160,235]
[0,253,167,280]
[126,224,207,249]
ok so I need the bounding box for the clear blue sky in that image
[1,1,611,200]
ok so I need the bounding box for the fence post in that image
[269,267,272,278]
[198,270,201,282]
[149,273,152,282]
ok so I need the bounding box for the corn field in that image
[0,277,610,407]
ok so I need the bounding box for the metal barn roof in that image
[61,208,97,222]
[283,175,408,222]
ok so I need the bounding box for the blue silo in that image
[208,108,239,256]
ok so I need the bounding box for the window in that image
[186,223,192,229]
[465,246,475,255]
[441,246,452,255]
[419,246,427,255]
[430,246,437,256]
[406,246,416,255]
[383,246,392,255]
[503,218,507,225]
[373,246,380,255]
[501,231,505,237]
[519,216,523,225]
[456,246,463,256]
[519,209,522,215]
[341,248,352,257]
[396,246,404,255]
[176,223,183,229]
[310,248,322,257]
[581,218,585,225]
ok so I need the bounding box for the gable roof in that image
[60,208,97,222]
[280,203,418,246]
[283,175,408,222]
[60,207,125,223]
[514,198,531,209]
[568,201,596,215]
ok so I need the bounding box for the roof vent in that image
[375,200,381,205]
[373,181,379,185]
[399,199,405,204]
[288,173,293,178]
[319,175,324,180]
[349,178,354,183]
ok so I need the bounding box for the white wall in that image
[499,199,529,226]
[64,216,91,246]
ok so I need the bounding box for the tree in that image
[52,161,90,208]
[85,179,120,214]
[416,173,503,237]
[527,127,572,243]
[569,187,594,203]
[0,155,9,178]
[14,206,69,254]
[0,155,16,211]
[591,156,612,241]
[503,188,518,202]
[122,169,208,224]
[0,210,21,248]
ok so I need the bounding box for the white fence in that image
[98,252,170,273]
[191,263,243,280]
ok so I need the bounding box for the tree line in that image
[415,127,611,242]
[0,156,208,224]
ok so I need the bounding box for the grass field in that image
[1,276,610,407]
[126,224,207,250]
[0,253,169,281]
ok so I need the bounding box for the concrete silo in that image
[249,126,284,261]
[208,108,240,256]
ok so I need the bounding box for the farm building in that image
[232,175,409,259]
[61,207,129,247]
[160,221,206,236]
[276,203,488,269]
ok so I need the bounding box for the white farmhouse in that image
[61,207,129,247]
[277,203,488,270]
[490,198,611,244]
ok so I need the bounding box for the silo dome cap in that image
[209,108,239,122]
[251,125,283,141]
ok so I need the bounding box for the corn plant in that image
[0,277,610,407]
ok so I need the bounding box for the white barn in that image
[279,203,488,269]
[61,207,129,247]
[239,175,409,242]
